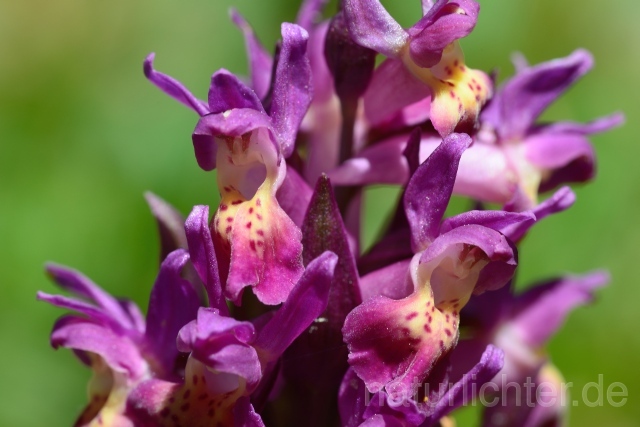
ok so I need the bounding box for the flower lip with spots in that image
[145,23,314,305]
[343,0,492,135]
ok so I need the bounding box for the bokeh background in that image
[0,0,636,425]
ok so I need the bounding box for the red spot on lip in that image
[220,205,228,211]
[450,90,456,98]
[454,60,459,66]
[183,390,191,399]
[225,226,232,233]
[223,186,231,192]
[424,324,432,333]
[249,207,254,214]
[180,403,190,412]
[246,222,252,229]
[445,329,452,337]
[406,312,418,321]
[256,240,264,246]
[256,198,262,206]
[231,200,243,205]
[257,230,264,236]
[256,214,263,220]
[160,408,170,418]
[226,217,233,222]
[250,240,257,252]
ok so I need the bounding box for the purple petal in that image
[207,69,265,115]
[276,165,313,227]
[408,0,479,68]
[339,368,368,427]
[307,21,335,104]
[359,260,414,302]
[525,132,594,170]
[536,112,624,136]
[404,133,472,251]
[234,396,265,427]
[531,186,575,220]
[483,49,594,139]
[230,9,273,99]
[191,109,274,171]
[270,23,313,157]
[145,249,200,376]
[296,0,329,30]
[144,192,187,261]
[454,140,516,204]
[254,251,337,360]
[49,316,147,380]
[538,153,595,193]
[185,205,227,314]
[503,187,575,242]
[44,263,134,330]
[178,308,261,388]
[439,210,535,237]
[363,58,431,126]
[425,344,504,422]
[143,53,209,116]
[37,291,123,332]
[328,134,410,186]
[421,0,436,14]
[510,271,609,347]
[343,0,408,57]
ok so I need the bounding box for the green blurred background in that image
[0,0,636,425]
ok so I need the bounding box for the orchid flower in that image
[330,50,623,210]
[343,133,527,393]
[37,249,200,427]
[344,0,492,136]
[144,23,313,305]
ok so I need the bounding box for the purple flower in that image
[127,247,338,426]
[452,272,609,426]
[329,50,622,210]
[343,134,525,393]
[37,249,200,426]
[144,23,314,305]
[344,0,492,136]
[477,50,623,209]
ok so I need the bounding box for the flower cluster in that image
[39,1,622,426]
